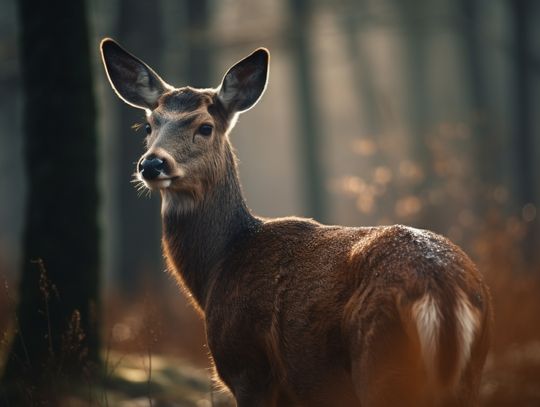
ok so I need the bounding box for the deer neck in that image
[161,147,260,308]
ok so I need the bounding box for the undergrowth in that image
[0,226,539,406]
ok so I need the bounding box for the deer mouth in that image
[142,176,181,190]
[137,164,186,191]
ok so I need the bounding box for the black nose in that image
[139,155,166,180]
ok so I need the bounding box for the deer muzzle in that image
[139,155,168,180]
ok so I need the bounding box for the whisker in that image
[130,175,151,199]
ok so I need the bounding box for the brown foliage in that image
[1,223,539,404]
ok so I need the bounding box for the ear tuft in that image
[100,38,170,110]
[218,48,270,114]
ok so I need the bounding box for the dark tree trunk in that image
[509,0,535,208]
[396,0,436,228]
[509,0,538,262]
[288,0,327,222]
[114,0,164,293]
[2,0,100,402]
[459,0,495,214]
[185,0,211,87]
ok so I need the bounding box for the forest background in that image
[0,0,539,405]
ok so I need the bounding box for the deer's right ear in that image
[217,48,269,114]
[100,38,171,111]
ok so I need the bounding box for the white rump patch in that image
[455,291,479,377]
[412,294,441,374]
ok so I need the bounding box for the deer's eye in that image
[145,123,152,135]
[198,124,213,137]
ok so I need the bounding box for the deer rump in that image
[201,221,490,406]
[100,39,492,407]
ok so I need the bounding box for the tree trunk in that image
[342,0,380,138]
[396,0,436,228]
[288,0,327,222]
[459,0,496,215]
[2,0,100,402]
[509,0,538,263]
[185,0,211,87]
[114,0,164,294]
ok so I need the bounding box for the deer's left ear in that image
[217,48,269,114]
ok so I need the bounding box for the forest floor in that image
[56,344,540,406]
[60,352,234,407]
[67,262,540,407]
[481,341,540,406]
[3,236,540,406]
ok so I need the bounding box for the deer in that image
[100,38,492,406]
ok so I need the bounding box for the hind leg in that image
[350,311,434,407]
[443,325,490,406]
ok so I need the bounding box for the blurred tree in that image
[288,0,328,222]
[0,0,23,280]
[2,0,100,402]
[111,0,213,295]
[113,0,164,294]
[510,0,534,207]
[399,0,430,158]
[342,0,381,139]
[339,0,397,220]
[395,0,435,227]
[509,0,538,262]
[184,0,211,87]
[459,0,498,214]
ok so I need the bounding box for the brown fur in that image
[101,39,493,407]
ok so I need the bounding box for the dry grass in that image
[1,224,539,405]
[97,228,540,405]
[102,283,208,367]
[477,229,540,405]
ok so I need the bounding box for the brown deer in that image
[100,38,492,407]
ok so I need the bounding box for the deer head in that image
[100,39,269,213]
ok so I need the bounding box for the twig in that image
[3,277,32,370]
[102,330,113,407]
[34,259,54,359]
[146,346,153,407]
